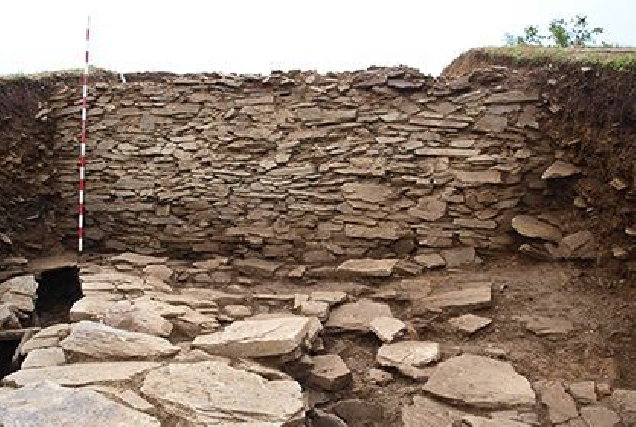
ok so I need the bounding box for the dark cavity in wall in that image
[34,266,83,327]
[0,339,20,378]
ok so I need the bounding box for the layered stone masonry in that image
[46,67,554,263]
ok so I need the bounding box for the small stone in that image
[224,305,252,319]
[300,301,330,320]
[369,316,406,343]
[541,160,581,179]
[609,388,636,414]
[568,381,597,404]
[310,291,347,306]
[377,341,440,374]
[610,177,628,191]
[337,258,398,277]
[449,314,492,334]
[308,354,352,391]
[414,253,446,269]
[514,315,574,336]
[326,299,392,332]
[534,380,578,424]
[368,368,392,385]
[512,215,562,242]
[580,406,621,427]
[233,258,281,277]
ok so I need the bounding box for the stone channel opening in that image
[0,339,20,378]
[34,266,82,327]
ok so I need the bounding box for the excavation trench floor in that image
[0,253,634,426]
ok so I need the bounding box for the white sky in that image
[1,0,634,76]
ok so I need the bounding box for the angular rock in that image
[377,341,440,376]
[474,114,508,133]
[310,291,347,305]
[104,300,173,337]
[332,399,383,425]
[70,296,118,322]
[0,304,20,329]
[345,224,400,240]
[514,315,574,336]
[193,315,313,357]
[455,170,502,184]
[408,196,447,221]
[568,381,597,404]
[402,395,467,427]
[369,316,406,343]
[609,389,636,414]
[441,247,476,267]
[110,253,168,266]
[460,415,532,426]
[449,314,492,334]
[534,380,578,424]
[308,354,352,391]
[0,382,159,426]
[541,160,581,179]
[143,264,173,281]
[21,347,66,369]
[423,355,536,408]
[224,304,252,319]
[20,323,70,355]
[326,299,392,332]
[4,361,161,387]
[512,215,562,242]
[299,301,330,320]
[341,182,394,203]
[414,253,446,269]
[140,361,304,425]
[308,409,348,427]
[60,321,180,361]
[580,406,621,427]
[337,258,398,277]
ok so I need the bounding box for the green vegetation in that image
[505,15,605,48]
[482,46,636,71]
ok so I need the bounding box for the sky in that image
[1,0,634,76]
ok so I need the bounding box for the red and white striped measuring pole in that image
[78,16,90,253]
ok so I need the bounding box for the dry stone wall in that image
[46,67,554,265]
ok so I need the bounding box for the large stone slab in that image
[414,282,492,313]
[3,361,160,387]
[0,381,159,426]
[423,355,536,408]
[402,395,467,427]
[326,299,392,332]
[342,182,394,203]
[541,160,581,179]
[512,215,562,242]
[337,259,398,277]
[104,300,173,337]
[60,321,180,361]
[141,361,304,426]
[192,316,312,357]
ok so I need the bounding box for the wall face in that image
[48,68,552,263]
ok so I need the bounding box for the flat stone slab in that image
[70,296,119,322]
[61,321,180,361]
[377,341,440,374]
[402,395,468,427]
[534,380,578,424]
[370,316,406,342]
[326,299,392,332]
[337,259,398,277]
[460,415,532,426]
[0,381,159,426]
[449,314,492,334]
[141,361,304,426]
[423,354,536,409]
[514,315,574,336]
[192,316,312,357]
[414,282,492,313]
[512,215,562,242]
[580,405,621,427]
[4,361,160,387]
